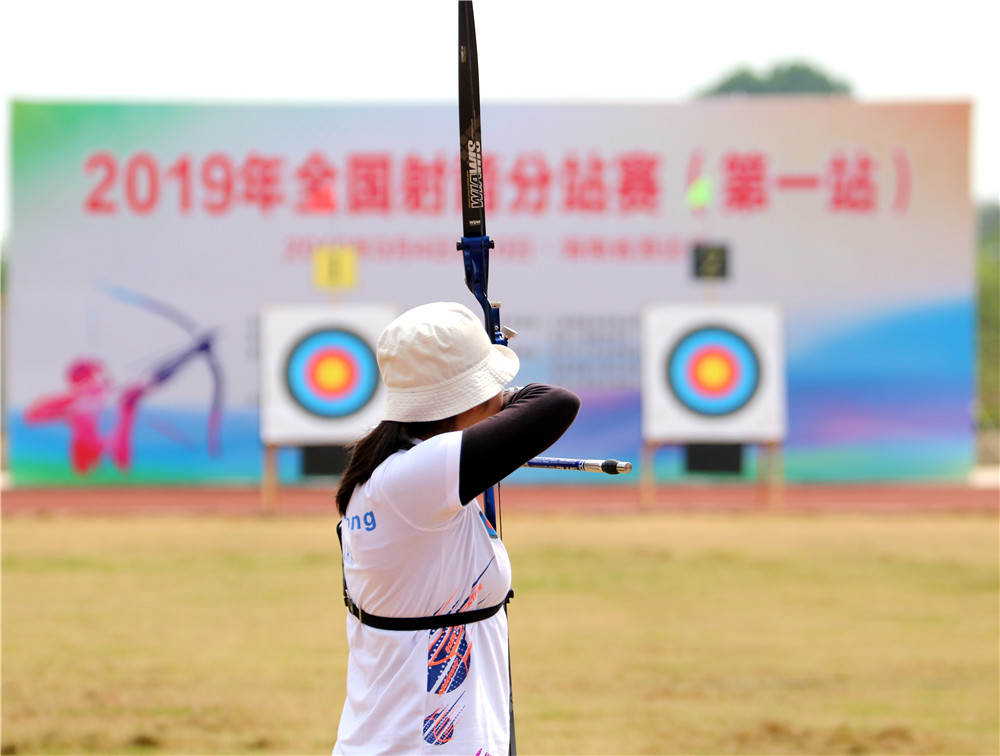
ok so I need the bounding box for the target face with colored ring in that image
[284,328,379,419]
[666,326,760,416]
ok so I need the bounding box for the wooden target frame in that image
[640,302,787,507]
[259,303,396,510]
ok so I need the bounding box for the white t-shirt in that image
[333,431,512,755]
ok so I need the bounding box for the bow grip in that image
[458,235,506,346]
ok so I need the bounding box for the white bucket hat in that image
[377,302,519,423]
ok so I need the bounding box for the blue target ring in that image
[666,326,760,417]
[284,328,379,418]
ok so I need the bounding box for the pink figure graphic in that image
[24,286,224,475]
[24,359,111,473]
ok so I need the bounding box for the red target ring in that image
[686,346,741,397]
[304,349,360,400]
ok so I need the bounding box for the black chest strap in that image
[337,521,512,632]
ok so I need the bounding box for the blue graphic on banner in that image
[5,300,975,486]
[511,299,974,484]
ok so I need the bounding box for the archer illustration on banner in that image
[23,283,224,474]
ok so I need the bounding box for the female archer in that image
[333,301,579,755]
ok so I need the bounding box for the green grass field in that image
[2,512,997,755]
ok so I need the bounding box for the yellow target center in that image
[695,354,733,390]
[315,355,351,391]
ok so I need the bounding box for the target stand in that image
[259,303,396,511]
[640,303,787,509]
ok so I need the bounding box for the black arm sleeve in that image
[458,383,580,504]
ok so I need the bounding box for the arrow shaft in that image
[523,457,633,474]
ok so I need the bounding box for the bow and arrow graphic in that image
[23,282,225,474]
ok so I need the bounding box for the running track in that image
[2,484,996,516]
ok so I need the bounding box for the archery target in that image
[642,304,785,442]
[667,326,760,416]
[260,304,396,445]
[284,329,378,419]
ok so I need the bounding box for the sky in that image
[1,0,997,243]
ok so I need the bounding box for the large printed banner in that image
[5,100,974,484]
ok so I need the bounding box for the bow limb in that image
[96,280,200,334]
[203,342,225,456]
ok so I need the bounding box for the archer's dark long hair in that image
[335,417,456,515]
